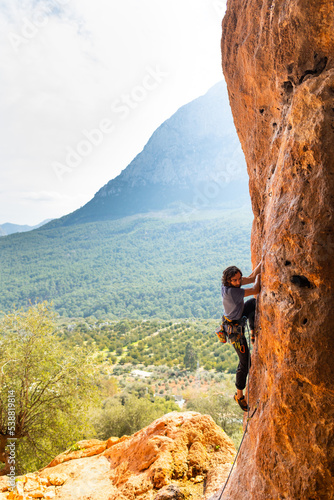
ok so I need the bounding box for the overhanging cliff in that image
[221,0,334,498]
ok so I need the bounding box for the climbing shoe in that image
[234,393,249,412]
[251,331,256,344]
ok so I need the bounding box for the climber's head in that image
[222,266,242,288]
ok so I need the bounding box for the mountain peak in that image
[99,81,245,192]
[47,81,249,227]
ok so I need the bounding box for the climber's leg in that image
[242,298,256,342]
[233,335,250,411]
[234,335,250,392]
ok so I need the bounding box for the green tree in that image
[0,303,99,474]
[185,391,242,446]
[183,342,198,371]
[94,394,179,440]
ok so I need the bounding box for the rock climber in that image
[221,262,261,411]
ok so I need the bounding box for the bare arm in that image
[244,274,261,297]
[241,260,262,285]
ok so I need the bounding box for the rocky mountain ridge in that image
[99,82,243,189]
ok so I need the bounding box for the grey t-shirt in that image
[221,285,245,320]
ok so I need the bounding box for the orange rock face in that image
[3,412,235,500]
[221,0,334,498]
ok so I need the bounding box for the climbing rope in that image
[217,323,258,500]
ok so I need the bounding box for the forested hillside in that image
[0,208,252,318]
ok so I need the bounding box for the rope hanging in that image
[217,323,258,500]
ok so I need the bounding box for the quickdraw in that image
[232,340,245,353]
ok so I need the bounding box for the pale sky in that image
[0,0,226,225]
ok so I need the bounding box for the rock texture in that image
[2,412,235,500]
[221,0,334,499]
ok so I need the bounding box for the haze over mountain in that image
[46,81,249,228]
[0,220,51,237]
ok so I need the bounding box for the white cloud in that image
[0,0,225,225]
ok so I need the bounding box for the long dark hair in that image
[222,266,242,287]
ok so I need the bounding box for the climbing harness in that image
[217,323,259,500]
[215,315,247,345]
